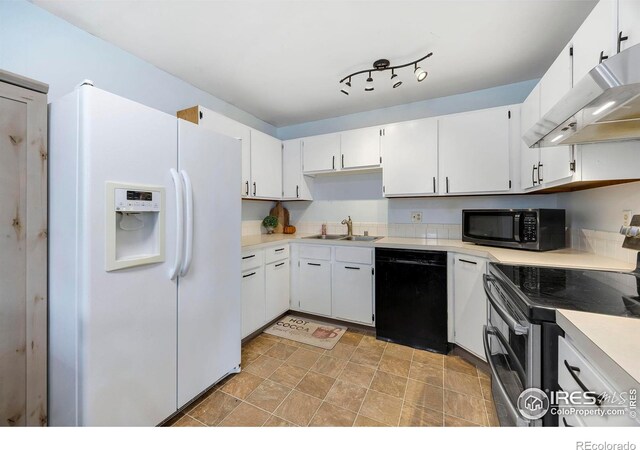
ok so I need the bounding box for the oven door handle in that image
[483,326,531,425]
[483,274,529,336]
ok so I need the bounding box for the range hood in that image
[523,43,640,148]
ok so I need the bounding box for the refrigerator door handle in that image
[170,168,185,280]
[179,170,194,277]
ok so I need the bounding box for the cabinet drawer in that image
[558,337,638,426]
[241,249,264,271]
[298,244,331,261]
[265,244,289,264]
[335,246,373,265]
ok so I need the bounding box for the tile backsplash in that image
[569,228,638,265]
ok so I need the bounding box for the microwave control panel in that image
[114,188,161,212]
[522,214,538,242]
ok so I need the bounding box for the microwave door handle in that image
[514,213,521,242]
[483,274,529,335]
[483,326,531,425]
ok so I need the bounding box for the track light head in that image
[365,72,374,92]
[414,64,427,82]
[340,79,351,95]
[390,70,402,89]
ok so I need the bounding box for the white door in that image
[439,106,511,194]
[332,263,373,325]
[302,133,340,173]
[520,85,541,190]
[382,118,438,196]
[618,0,640,50]
[177,121,241,408]
[250,130,282,198]
[453,255,487,360]
[298,259,332,316]
[572,0,616,86]
[75,87,178,426]
[197,107,251,197]
[265,260,290,322]
[340,127,380,169]
[242,267,266,338]
[282,139,302,199]
[539,43,573,117]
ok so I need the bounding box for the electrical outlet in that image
[411,211,422,224]
[623,210,633,226]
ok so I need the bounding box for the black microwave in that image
[462,209,566,251]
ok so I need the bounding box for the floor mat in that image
[263,315,347,350]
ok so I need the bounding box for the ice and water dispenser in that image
[105,182,165,271]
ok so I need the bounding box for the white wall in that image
[558,181,640,232]
[0,0,276,136]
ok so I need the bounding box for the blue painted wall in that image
[277,79,538,140]
[0,0,277,136]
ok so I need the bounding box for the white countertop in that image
[557,309,640,388]
[242,234,635,272]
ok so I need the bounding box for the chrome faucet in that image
[341,216,353,237]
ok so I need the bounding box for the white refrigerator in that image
[48,85,241,426]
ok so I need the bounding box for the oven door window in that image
[464,212,516,242]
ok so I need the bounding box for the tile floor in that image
[169,328,500,427]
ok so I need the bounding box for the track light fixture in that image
[339,52,432,95]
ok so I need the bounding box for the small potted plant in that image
[262,215,278,234]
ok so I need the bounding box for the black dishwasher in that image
[375,248,448,353]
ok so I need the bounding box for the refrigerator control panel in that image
[114,188,161,212]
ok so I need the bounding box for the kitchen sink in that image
[303,234,383,242]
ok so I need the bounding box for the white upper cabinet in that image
[302,133,340,173]
[250,130,282,199]
[520,85,541,190]
[381,118,439,196]
[618,0,640,51]
[539,146,574,186]
[439,106,512,194]
[540,42,573,117]
[195,107,251,197]
[572,0,616,86]
[282,139,312,200]
[340,127,381,169]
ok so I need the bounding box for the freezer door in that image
[74,87,178,425]
[177,120,242,408]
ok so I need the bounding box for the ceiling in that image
[32,0,597,127]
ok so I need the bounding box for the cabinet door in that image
[250,130,282,199]
[540,43,573,117]
[265,260,290,322]
[440,106,511,194]
[282,139,312,200]
[382,118,438,196]
[197,107,251,197]
[619,0,640,51]
[340,127,380,169]
[539,146,574,185]
[332,263,373,325]
[572,0,616,86]
[242,267,265,338]
[520,85,541,190]
[453,255,487,360]
[298,259,332,316]
[302,133,340,173]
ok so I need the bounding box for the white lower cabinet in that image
[451,254,487,360]
[298,259,332,316]
[292,244,374,326]
[241,266,265,339]
[265,259,290,321]
[241,245,290,339]
[332,263,374,324]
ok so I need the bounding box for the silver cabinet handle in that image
[446,177,449,193]
[253,182,257,196]
[433,176,436,193]
[296,185,299,198]
[245,181,249,196]
[344,266,360,270]
[341,154,344,168]
[538,163,544,183]
[458,258,477,265]
[532,165,538,186]
[242,271,256,278]
[242,254,255,260]
[332,155,335,170]
[275,262,285,268]
[483,275,528,335]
